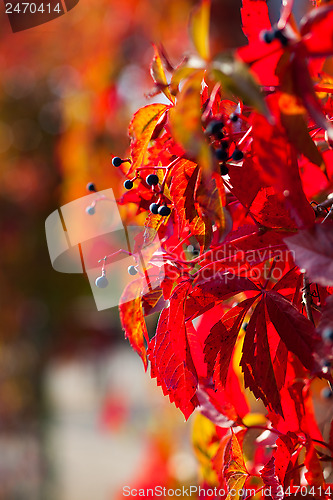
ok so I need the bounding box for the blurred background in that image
[0,0,318,499]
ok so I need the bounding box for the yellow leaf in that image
[224,432,248,500]
[150,44,175,104]
[189,0,211,61]
[192,413,220,485]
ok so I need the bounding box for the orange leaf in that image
[150,44,175,104]
[119,278,148,370]
[304,442,325,488]
[223,431,248,500]
[128,103,169,174]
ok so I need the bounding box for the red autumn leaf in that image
[304,442,325,488]
[259,457,284,500]
[148,281,199,419]
[119,278,149,370]
[300,5,333,58]
[170,159,213,249]
[241,300,283,415]
[228,155,268,210]
[251,95,316,229]
[285,222,333,287]
[249,187,297,230]
[240,0,271,44]
[264,290,320,372]
[204,297,258,389]
[185,273,260,321]
[274,432,299,485]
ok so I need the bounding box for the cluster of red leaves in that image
[117,0,333,497]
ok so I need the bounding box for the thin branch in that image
[302,274,315,325]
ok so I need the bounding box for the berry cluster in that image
[204,114,244,177]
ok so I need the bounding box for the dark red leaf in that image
[241,301,283,415]
[285,222,333,287]
[265,290,320,372]
[259,457,284,500]
[204,297,258,389]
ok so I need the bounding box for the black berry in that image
[216,148,229,161]
[205,120,224,137]
[260,30,274,44]
[128,265,138,276]
[232,149,244,161]
[124,179,134,190]
[112,157,123,167]
[149,203,159,215]
[87,182,97,192]
[321,387,333,399]
[146,174,159,186]
[274,28,289,47]
[220,164,229,176]
[230,113,239,123]
[322,327,333,342]
[158,205,171,216]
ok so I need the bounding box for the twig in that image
[302,274,314,325]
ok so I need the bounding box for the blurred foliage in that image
[0,2,195,495]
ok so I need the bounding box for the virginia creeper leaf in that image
[119,278,148,370]
[211,54,269,118]
[148,281,199,419]
[285,222,333,287]
[128,103,169,174]
[150,44,175,103]
[259,457,284,500]
[265,290,320,372]
[204,297,258,390]
[304,442,325,488]
[223,431,248,500]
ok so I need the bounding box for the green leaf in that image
[210,54,270,117]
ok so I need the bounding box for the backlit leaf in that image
[223,431,248,500]
[211,54,269,117]
[285,222,333,287]
[119,278,148,370]
[259,457,284,500]
[128,103,169,174]
[150,44,175,104]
